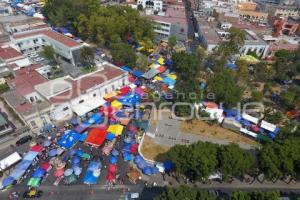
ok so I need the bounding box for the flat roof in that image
[149,6,187,25]
[13,28,81,48]
[35,78,72,99]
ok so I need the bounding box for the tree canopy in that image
[111,43,137,67]
[43,1,154,47]
[155,187,281,200]
[207,69,243,107]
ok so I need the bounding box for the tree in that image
[111,43,137,67]
[136,54,149,71]
[167,35,177,52]
[40,46,56,64]
[218,144,254,181]
[251,90,264,102]
[235,59,249,83]
[207,69,243,107]
[214,28,246,67]
[80,46,95,67]
[43,2,154,47]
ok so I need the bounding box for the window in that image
[105,88,108,94]
[93,93,96,97]
[63,107,69,111]
[42,39,45,42]
[79,99,84,104]
[112,85,115,91]
[30,97,34,103]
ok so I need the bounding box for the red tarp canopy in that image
[157,66,166,73]
[108,164,117,173]
[106,172,116,181]
[85,128,107,147]
[203,102,218,109]
[40,162,51,171]
[130,144,138,154]
[119,86,131,96]
[100,106,116,118]
[30,145,44,153]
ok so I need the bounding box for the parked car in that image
[23,189,43,199]
[16,135,32,146]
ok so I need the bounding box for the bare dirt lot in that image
[180,120,258,147]
[140,135,170,161]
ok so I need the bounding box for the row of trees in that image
[155,186,282,200]
[165,139,300,182]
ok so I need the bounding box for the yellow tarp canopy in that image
[111,100,122,109]
[167,74,177,80]
[157,58,165,65]
[154,76,163,81]
[107,124,124,136]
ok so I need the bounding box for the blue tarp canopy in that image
[2,176,15,187]
[163,77,176,86]
[32,168,46,178]
[10,169,26,181]
[87,161,101,171]
[109,156,117,164]
[224,109,238,118]
[41,123,53,133]
[83,171,98,184]
[88,113,104,124]
[23,151,39,161]
[132,70,144,78]
[79,132,88,142]
[15,160,32,171]
[121,66,133,73]
[106,133,115,141]
[225,63,237,70]
[73,122,90,133]
[58,131,81,149]
[119,93,141,105]
[163,160,174,172]
[72,157,80,165]
[49,149,58,157]
[142,166,153,175]
[134,155,143,164]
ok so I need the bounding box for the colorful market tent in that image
[118,93,141,105]
[40,162,51,171]
[2,176,15,187]
[104,91,118,100]
[121,66,133,73]
[106,133,116,141]
[30,145,44,153]
[32,167,46,178]
[107,124,124,136]
[132,70,144,78]
[27,177,41,187]
[142,68,159,79]
[58,131,81,149]
[163,77,176,86]
[88,112,104,124]
[73,122,90,133]
[23,151,39,161]
[79,132,88,142]
[111,100,122,109]
[118,86,131,96]
[83,161,101,185]
[10,169,26,181]
[85,128,107,147]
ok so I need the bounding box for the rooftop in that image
[2,90,51,117]
[8,64,47,96]
[148,6,187,24]
[201,27,221,44]
[49,64,127,104]
[0,47,23,61]
[13,28,81,48]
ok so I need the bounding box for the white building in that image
[3,62,129,132]
[11,27,84,66]
[35,62,129,121]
